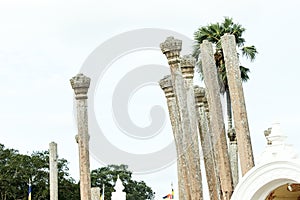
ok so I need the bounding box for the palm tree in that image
[193,17,258,141]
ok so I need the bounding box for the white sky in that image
[1,0,300,199]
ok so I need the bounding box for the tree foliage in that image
[0,144,153,200]
[193,17,258,140]
[193,17,258,92]
[91,164,155,200]
[0,144,79,200]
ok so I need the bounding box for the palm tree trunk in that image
[225,87,239,187]
[226,88,233,132]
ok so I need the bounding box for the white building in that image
[231,122,300,199]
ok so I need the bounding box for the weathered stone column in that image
[159,75,190,200]
[160,37,203,199]
[180,54,203,197]
[49,142,58,200]
[70,73,92,200]
[194,86,220,200]
[228,136,238,188]
[91,187,100,200]
[227,95,239,187]
[221,34,254,175]
[200,40,233,200]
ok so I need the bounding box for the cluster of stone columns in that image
[160,37,203,200]
[65,34,254,200]
[159,34,254,200]
[194,86,220,200]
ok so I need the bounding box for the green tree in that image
[57,158,80,200]
[91,164,155,200]
[0,144,79,200]
[193,17,258,141]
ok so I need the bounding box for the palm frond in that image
[223,17,234,32]
[239,66,250,82]
[192,17,257,86]
[218,63,227,94]
[241,45,258,61]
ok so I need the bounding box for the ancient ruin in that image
[159,75,190,200]
[160,37,203,199]
[70,73,92,200]
[159,35,256,199]
[49,142,58,200]
[67,34,300,200]
[91,187,100,200]
[194,86,219,200]
[221,34,255,175]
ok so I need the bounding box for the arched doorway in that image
[231,161,300,200]
[265,183,300,199]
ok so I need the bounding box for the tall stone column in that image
[159,75,190,200]
[228,138,238,188]
[194,86,220,200]
[180,54,203,197]
[203,92,222,190]
[160,37,203,199]
[70,73,92,200]
[227,94,239,187]
[49,142,58,200]
[200,40,233,200]
[221,34,254,175]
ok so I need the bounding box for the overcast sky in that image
[1,0,300,199]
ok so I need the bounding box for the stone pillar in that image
[160,37,203,199]
[91,187,100,200]
[200,40,233,200]
[49,142,58,200]
[227,95,239,187]
[180,54,203,197]
[203,92,222,194]
[221,34,255,175]
[70,73,92,200]
[159,75,190,200]
[229,142,238,188]
[194,86,220,200]
[228,139,238,188]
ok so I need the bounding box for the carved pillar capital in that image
[181,55,196,80]
[160,36,182,66]
[159,75,174,99]
[70,73,91,100]
[194,85,206,108]
[203,96,209,113]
